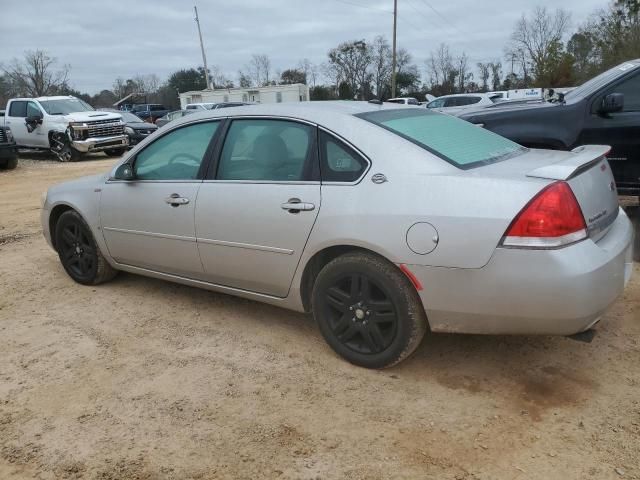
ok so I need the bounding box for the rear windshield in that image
[356,109,525,169]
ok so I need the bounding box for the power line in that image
[330,0,393,14]
[418,0,465,36]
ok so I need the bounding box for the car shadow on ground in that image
[103,267,614,421]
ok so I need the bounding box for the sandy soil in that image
[1,154,639,480]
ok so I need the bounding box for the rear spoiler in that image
[526,145,611,181]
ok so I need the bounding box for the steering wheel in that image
[168,153,200,166]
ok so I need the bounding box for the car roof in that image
[434,93,486,99]
[173,100,418,124]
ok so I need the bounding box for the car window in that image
[26,102,41,117]
[134,121,219,180]
[217,119,313,181]
[9,101,27,117]
[150,105,165,111]
[387,99,403,104]
[319,131,367,182]
[356,109,525,169]
[610,73,640,112]
[427,99,445,109]
[186,105,198,110]
[443,97,458,107]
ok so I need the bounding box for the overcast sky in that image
[0,0,607,94]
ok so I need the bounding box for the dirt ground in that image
[0,153,639,480]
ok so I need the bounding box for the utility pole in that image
[391,0,398,98]
[194,5,211,89]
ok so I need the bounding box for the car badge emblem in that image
[371,173,388,184]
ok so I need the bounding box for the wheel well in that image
[300,245,385,312]
[49,205,74,250]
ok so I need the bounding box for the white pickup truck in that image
[3,96,128,161]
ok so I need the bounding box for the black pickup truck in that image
[459,59,640,196]
[129,104,170,123]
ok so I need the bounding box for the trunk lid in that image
[526,145,619,241]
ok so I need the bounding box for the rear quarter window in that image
[356,109,525,169]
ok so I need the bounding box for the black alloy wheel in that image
[322,273,398,355]
[312,251,428,369]
[54,210,117,285]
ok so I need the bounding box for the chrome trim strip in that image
[197,237,294,255]
[102,227,196,243]
[201,180,320,185]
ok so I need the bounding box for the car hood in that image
[127,121,157,130]
[61,111,123,123]
[458,100,557,120]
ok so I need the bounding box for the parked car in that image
[129,104,170,122]
[100,109,158,147]
[386,97,420,105]
[41,102,633,368]
[155,110,195,128]
[426,93,502,114]
[459,59,640,197]
[185,103,217,111]
[211,102,254,109]
[3,96,127,161]
[0,120,17,170]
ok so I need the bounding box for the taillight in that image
[501,181,587,248]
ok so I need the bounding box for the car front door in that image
[100,120,221,276]
[6,100,46,147]
[580,72,640,192]
[195,118,321,297]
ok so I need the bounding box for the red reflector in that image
[399,264,423,291]
[505,181,586,238]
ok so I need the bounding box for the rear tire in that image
[104,148,126,157]
[54,210,117,285]
[311,252,427,368]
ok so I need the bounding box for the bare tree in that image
[2,50,70,97]
[489,62,502,90]
[369,36,392,98]
[456,53,471,92]
[247,54,272,87]
[210,65,233,88]
[298,58,318,86]
[476,62,490,91]
[510,7,571,82]
[426,43,457,94]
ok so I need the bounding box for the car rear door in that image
[195,117,320,297]
[580,71,640,194]
[100,120,221,277]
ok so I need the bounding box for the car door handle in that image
[165,193,190,207]
[281,198,315,213]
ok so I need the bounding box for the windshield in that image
[39,98,94,115]
[357,109,525,169]
[119,112,143,122]
[565,61,639,99]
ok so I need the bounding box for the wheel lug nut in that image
[352,317,356,322]
[349,306,353,311]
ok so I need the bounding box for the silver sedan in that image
[41,102,634,368]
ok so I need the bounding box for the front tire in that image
[104,148,126,157]
[311,252,427,369]
[54,210,117,285]
[0,157,18,170]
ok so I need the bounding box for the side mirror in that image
[113,163,135,181]
[601,93,624,114]
[26,114,43,125]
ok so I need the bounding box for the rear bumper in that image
[71,135,128,153]
[409,208,634,335]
